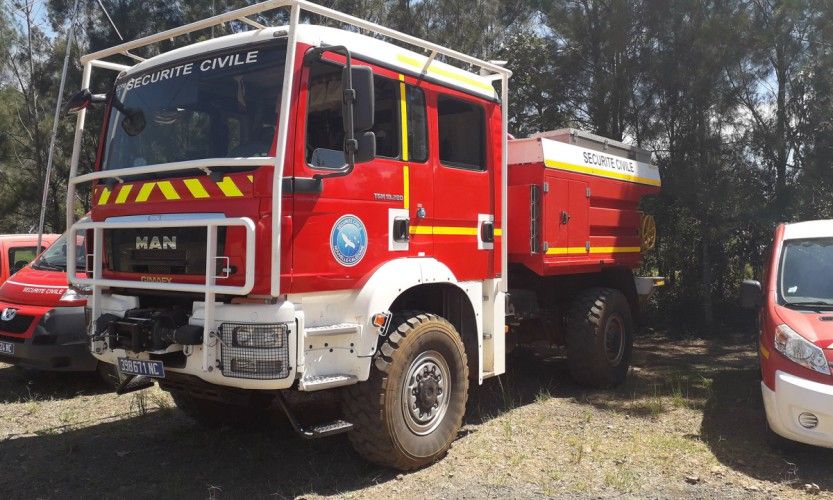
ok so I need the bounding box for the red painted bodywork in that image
[507,159,659,276]
[0,235,58,286]
[88,39,655,298]
[759,224,833,390]
[0,264,86,339]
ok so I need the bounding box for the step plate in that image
[309,419,354,438]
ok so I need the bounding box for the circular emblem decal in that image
[1,308,17,321]
[330,215,368,267]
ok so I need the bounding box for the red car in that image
[743,220,833,448]
[0,234,58,285]
[0,228,95,372]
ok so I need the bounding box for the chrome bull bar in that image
[67,216,256,372]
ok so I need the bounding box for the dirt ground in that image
[1,331,832,499]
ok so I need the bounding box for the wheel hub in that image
[604,315,626,365]
[403,351,451,435]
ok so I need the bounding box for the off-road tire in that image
[170,391,273,427]
[565,287,633,388]
[343,312,469,470]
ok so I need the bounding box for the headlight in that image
[59,285,91,303]
[774,324,831,375]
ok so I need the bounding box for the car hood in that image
[0,266,84,307]
[775,304,833,348]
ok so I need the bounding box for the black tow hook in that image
[116,374,155,395]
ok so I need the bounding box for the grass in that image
[1,332,832,499]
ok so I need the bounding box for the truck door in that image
[429,93,495,281]
[547,177,590,254]
[288,55,433,294]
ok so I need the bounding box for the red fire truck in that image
[64,0,661,470]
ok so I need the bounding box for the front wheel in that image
[343,313,469,470]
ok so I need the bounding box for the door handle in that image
[393,217,410,242]
[480,221,495,243]
[560,211,570,225]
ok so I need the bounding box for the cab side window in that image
[305,61,401,168]
[437,95,486,171]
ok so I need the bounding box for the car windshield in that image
[780,237,833,308]
[102,41,286,172]
[32,231,86,272]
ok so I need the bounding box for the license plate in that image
[117,357,165,378]
[0,341,13,355]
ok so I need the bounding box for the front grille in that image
[0,315,35,334]
[105,227,226,275]
[219,323,290,380]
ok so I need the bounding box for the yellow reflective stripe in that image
[546,246,642,255]
[183,179,210,199]
[397,54,495,92]
[399,75,409,162]
[216,177,243,197]
[544,159,662,187]
[494,228,503,236]
[247,175,254,183]
[402,166,410,211]
[157,181,181,200]
[115,185,133,204]
[408,225,479,236]
[434,226,478,236]
[97,187,111,205]
[136,182,156,202]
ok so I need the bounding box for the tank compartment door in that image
[543,177,590,256]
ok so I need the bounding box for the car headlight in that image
[60,285,91,303]
[774,324,831,375]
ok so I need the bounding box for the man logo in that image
[1,308,17,321]
[135,236,177,250]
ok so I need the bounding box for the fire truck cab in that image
[64,1,660,470]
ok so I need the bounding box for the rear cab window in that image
[437,94,486,171]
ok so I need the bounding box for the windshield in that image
[780,238,833,307]
[102,41,286,171]
[33,231,86,272]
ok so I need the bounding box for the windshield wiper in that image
[786,300,833,309]
[33,260,64,271]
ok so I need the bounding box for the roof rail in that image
[80,0,511,79]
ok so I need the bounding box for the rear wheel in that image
[565,287,634,388]
[343,312,468,470]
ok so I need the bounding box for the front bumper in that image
[761,370,833,448]
[0,305,97,371]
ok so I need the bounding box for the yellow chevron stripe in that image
[136,182,156,202]
[97,187,111,205]
[546,246,642,255]
[247,175,254,183]
[544,159,662,187]
[216,177,243,197]
[115,185,133,204]
[157,181,181,200]
[183,179,209,199]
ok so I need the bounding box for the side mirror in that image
[355,131,376,164]
[65,88,106,115]
[342,65,374,133]
[741,280,763,309]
